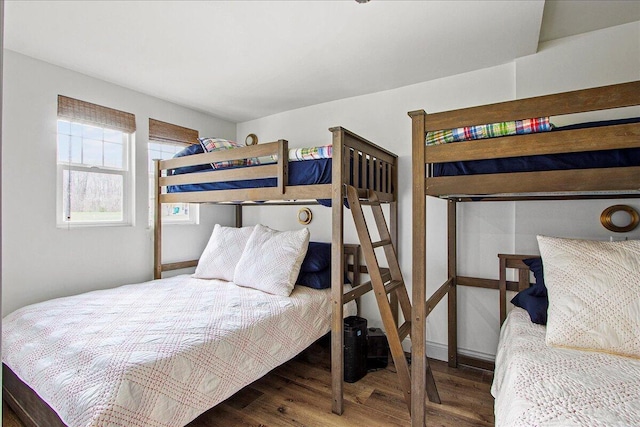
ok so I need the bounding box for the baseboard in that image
[403,338,495,364]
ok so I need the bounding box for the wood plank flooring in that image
[3,341,494,427]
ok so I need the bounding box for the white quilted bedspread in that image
[492,308,640,427]
[3,275,353,427]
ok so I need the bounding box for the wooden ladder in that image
[346,185,440,414]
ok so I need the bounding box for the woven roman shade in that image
[57,95,136,133]
[149,119,199,145]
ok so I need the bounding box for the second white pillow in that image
[234,224,310,296]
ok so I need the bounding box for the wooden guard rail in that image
[409,80,640,199]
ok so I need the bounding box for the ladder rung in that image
[380,269,391,283]
[371,238,392,249]
[384,280,404,294]
[398,321,411,341]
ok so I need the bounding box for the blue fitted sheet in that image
[433,117,640,177]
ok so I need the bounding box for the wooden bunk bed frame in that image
[153,126,398,417]
[408,80,640,427]
[2,127,397,426]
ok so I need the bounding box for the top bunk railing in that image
[157,140,291,204]
[330,126,398,203]
[409,81,640,199]
[156,127,397,205]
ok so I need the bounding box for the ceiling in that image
[4,1,640,123]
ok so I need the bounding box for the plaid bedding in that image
[426,117,552,146]
[260,145,333,164]
[198,138,260,169]
[3,276,355,427]
[288,145,332,161]
[197,139,332,166]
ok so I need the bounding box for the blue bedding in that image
[433,117,640,177]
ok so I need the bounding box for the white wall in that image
[513,22,640,252]
[238,21,640,361]
[2,50,236,315]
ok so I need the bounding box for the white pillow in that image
[193,224,255,281]
[537,235,640,358]
[233,224,310,296]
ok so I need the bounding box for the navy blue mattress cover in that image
[433,117,640,177]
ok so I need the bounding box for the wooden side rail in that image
[416,80,640,131]
[3,364,67,427]
[160,140,285,171]
[158,139,289,193]
[426,167,640,197]
[423,122,640,163]
[160,260,198,273]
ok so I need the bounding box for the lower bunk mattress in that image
[434,117,640,177]
[2,275,356,427]
[492,307,640,426]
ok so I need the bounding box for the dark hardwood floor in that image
[3,342,494,427]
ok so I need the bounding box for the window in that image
[148,118,199,226]
[56,96,135,226]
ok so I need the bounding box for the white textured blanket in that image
[492,307,640,426]
[3,275,354,427]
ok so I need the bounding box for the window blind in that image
[57,95,136,133]
[149,118,199,145]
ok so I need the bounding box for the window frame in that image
[56,119,134,228]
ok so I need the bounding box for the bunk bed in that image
[2,127,398,426]
[409,80,640,427]
[155,126,398,417]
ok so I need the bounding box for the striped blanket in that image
[426,117,552,146]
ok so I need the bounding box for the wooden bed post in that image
[390,161,399,323]
[447,199,458,368]
[389,196,398,325]
[154,159,162,279]
[235,205,242,227]
[409,110,427,427]
[330,128,345,415]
